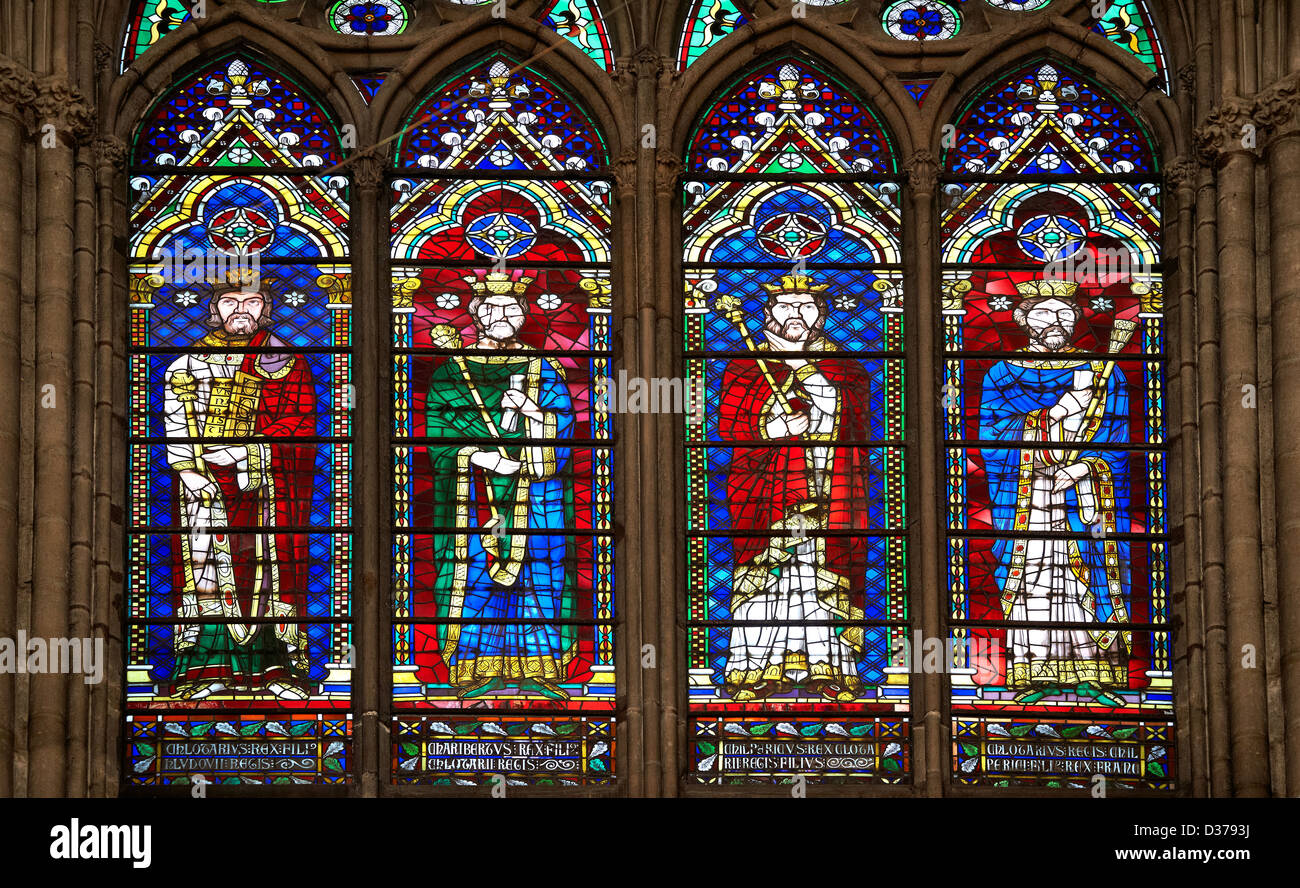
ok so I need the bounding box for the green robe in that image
[424,351,577,685]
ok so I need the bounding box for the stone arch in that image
[666,19,915,161]
[374,12,626,158]
[104,5,365,147]
[924,19,1185,164]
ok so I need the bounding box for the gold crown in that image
[761,274,830,297]
[206,269,274,295]
[1014,279,1079,300]
[465,271,534,297]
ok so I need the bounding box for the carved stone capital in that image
[93,136,129,171]
[655,148,684,195]
[1253,74,1300,140]
[351,145,390,188]
[904,149,938,196]
[1178,63,1196,95]
[94,40,113,72]
[613,148,637,191]
[1163,156,1199,191]
[1194,97,1257,165]
[32,76,95,144]
[0,56,37,120]
[610,57,635,92]
[635,46,663,79]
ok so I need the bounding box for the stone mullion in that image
[635,46,667,797]
[611,145,644,795]
[353,154,385,797]
[650,57,681,800]
[0,56,35,799]
[608,54,644,797]
[904,150,942,796]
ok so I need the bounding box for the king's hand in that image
[178,469,218,502]
[470,449,523,475]
[1050,461,1091,493]
[500,388,544,423]
[200,445,249,466]
[766,404,811,438]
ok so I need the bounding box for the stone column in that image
[27,75,92,797]
[1165,156,1210,796]
[0,55,36,799]
[91,134,128,798]
[1196,99,1272,797]
[652,122,681,800]
[1259,75,1300,795]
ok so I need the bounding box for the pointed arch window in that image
[125,54,354,786]
[388,55,616,785]
[681,58,910,785]
[940,60,1172,789]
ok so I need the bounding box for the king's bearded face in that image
[474,293,527,343]
[1020,298,1078,350]
[765,293,824,344]
[216,291,267,336]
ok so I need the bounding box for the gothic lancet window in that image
[388,56,616,785]
[682,58,910,785]
[110,0,1187,797]
[125,55,354,786]
[940,60,1172,789]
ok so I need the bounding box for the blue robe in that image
[979,358,1131,627]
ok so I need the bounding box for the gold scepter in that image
[429,323,528,551]
[430,323,511,461]
[169,368,214,507]
[1062,317,1138,462]
[714,293,794,415]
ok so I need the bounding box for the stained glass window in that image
[121,0,289,72]
[125,55,353,785]
[881,0,962,41]
[121,0,190,71]
[352,74,387,104]
[941,60,1172,789]
[389,56,615,785]
[677,0,747,72]
[683,59,909,785]
[328,0,411,36]
[540,0,616,71]
[1093,0,1171,94]
[901,78,934,106]
[122,0,612,73]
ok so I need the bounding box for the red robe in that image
[716,338,874,594]
[170,329,316,690]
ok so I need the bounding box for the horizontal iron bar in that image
[947,529,1168,541]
